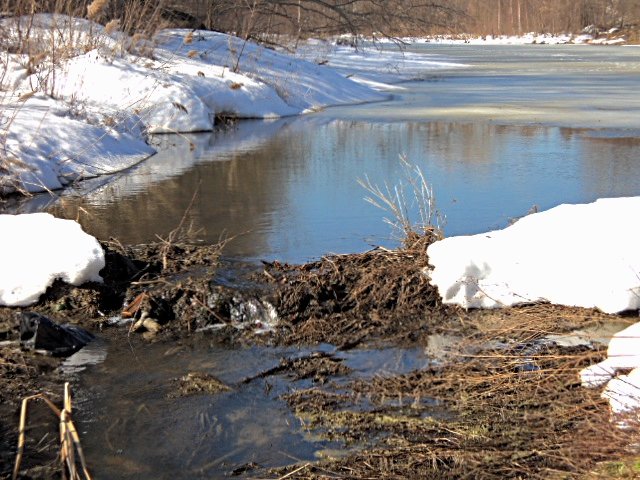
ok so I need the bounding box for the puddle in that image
[60,338,108,374]
[541,320,633,348]
[70,331,429,478]
[339,345,429,376]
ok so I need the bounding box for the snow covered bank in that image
[0,15,388,194]
[425,197,640,314]
[0,94,154,194]
[368,31,630,46]
[0,213,104,306]
[295,40,469,86]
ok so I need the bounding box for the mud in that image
[263,236,459,349]
[1,236,638,479]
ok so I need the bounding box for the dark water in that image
[66,333,427,478]
[30,44,640,478]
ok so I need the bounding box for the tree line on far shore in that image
[3,0,639,41]
[167,0,640,39]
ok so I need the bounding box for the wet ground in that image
[1,238,638,479]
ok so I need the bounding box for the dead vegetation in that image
[275,305,640,479]
[263,235,455,349]
[169,372,232,398]
[12,383,91,480]
[0,230,638,479]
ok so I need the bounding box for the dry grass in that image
[278,305,640,479]
[86,0,108,21]
[13,382,91,480]
[359,155,444,247]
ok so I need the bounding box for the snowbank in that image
[369,32,628,46]
[295,41,468,86]
[425,197,640,314]
[155,30,387,115]
[0,213,105,306]
[0,15,388,194]
[580,321,640,414]
[1,94,154,194]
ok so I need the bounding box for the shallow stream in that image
[64,333,428,477]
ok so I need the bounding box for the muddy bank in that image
[0,238,637,479]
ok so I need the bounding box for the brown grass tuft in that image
[87,0,109,20]
[187,49,198,58]
[104,19,120,35]
[184,31,194,45]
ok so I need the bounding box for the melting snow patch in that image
[580,322,640,388]
[580,322,640,415]
[0,213,105,307]
[425,197,640,314]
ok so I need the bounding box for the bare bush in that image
[359,155,444,247]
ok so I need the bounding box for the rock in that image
[19,311,94,356]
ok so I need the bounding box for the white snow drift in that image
[426,197,640,415]
[0,213,105,306]
[425,197,640,314]
[0,14,390,194]
[580,321,640,415]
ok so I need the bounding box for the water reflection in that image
[74,333,431,478]
[14,118,632,263]
[73,333,332,479]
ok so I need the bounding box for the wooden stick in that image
[12,397,29,480]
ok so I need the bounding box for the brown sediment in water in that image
[0,237,638,479]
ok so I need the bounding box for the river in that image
[14,44,635,263]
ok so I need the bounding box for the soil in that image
[1,236,638,479]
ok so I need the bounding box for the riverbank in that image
[1,234,638,478]
[0,14,390,196]
[2,13,639,198]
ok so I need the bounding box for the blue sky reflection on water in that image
[267,119,640,261]
[36,116,640,264]
[32,44,640,263]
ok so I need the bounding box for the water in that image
[13,44,639,263]
[333,44,640,128]
[70,333,428,478]
[26,44,640,477]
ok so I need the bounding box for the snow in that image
[425,197,640,314]
[154,30,387,114]
[0,14,389,194]
[580,322,640,388]
[580,322,640,414]
[0,213,105,306]
[1,94,154,194]
[425,197,640,416]
[367,32,628,46]
[602,367,640,414]
[294,41,468,85]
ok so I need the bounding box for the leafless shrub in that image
[359,155,444,247]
